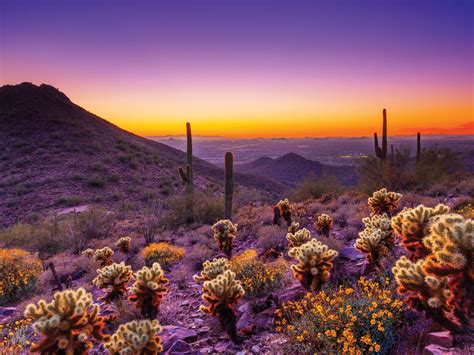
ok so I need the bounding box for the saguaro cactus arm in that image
[224,152,234,220]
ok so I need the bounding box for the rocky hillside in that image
[235,152,357,187]
[0,83,285,226]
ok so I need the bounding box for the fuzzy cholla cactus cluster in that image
[354,214,395,267]
[105,320,163,354]
[315,214,333,237]
[82,248,95,258]
[368,188,402,216]
[92,262,132,302]
[274,198,292,226]
[287,222,300,234]
[211,219,238,256]
[193,257,231,282]
[391,204,449,260]
[200,270,245,343]
[392,208,473,334]
[24,288,108,353]
[94,247,114,267]
[286,227,311,248]
[288,238,338,291]
[115,236,132,253]
[129,262,169,319]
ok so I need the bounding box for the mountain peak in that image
[0,82,71,106]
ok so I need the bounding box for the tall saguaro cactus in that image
[416,132,421,162]
[224,152,234,220]
[178,122,194,223]
[374,108,388,159]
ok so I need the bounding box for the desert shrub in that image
[291,176,343,202]
[142,242,185,267]
[454,200,474,218]
[0,317,34,352]
[256,225,287,252]
[231,249,289,299]
[87,174,105,188]
[56,195,84,207]
[0,248,42,305]
[275,277,404,354]
[185,244,216,271]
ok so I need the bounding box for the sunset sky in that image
[1,0,473,138]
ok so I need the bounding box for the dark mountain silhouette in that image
[235,152,357,187]
[0,82,285,225]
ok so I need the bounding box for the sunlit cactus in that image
[193,257,231,283]
[24,287,108,353]
[105,319,163,354]
[82,248,94,258]
[129,262,169,319]
[199,270,245,343]
[276,198,292,226]
[287,221,300,234]
[92,262,132,302]
[286,227,311,248]
[354,214,395,268]
[392,256,460,333]
[368,188,402,216]
[115,236,131,253]
[391,204,449,260]
[288,238,338,291]
[422,214,473,329]
[94,247,114,267]
[315,213,333,237]
[211,219,238,257]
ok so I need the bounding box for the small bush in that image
[0,248,42,305]
[275,277,404,354]
[87,174,105,188]
[291,176,343,202]
[142,242,185,267]
[0,317,34,352]
[56,195,84,207]
[256,225,287,252]
[231,249,289,299]
[185,244,216,271]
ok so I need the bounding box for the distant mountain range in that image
[235,152,358,187]
[0,83,285,226]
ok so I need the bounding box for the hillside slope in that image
[235,152,358,187]
[0,83,285,226]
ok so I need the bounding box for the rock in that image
[251,345,261,353]
[426,331,453,348]
[236,310,252,330]
[0,307,18,318]
[278,285,305,303]
[165,339,193,353]
[161,326,198,351]
[254,308,275,331]
[215,340,230,353]
[339,247,364,260]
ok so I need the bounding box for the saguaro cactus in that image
[225,152,234,220]
[178,122,194,223]
[416,132,421,162]
[374,108,388,159]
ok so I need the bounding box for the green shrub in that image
[291,175,343,202]
[87,174,105,188]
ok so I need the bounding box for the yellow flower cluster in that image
[275,277,404,354]
[0,248,42,305]
[231,249,289,299]
[0,318,34,352]
[142,242,185,267]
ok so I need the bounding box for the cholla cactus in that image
[105,320,163,354]
[392,256,459,333]
[368,188,402,216]
[94,247,114,267]
[24,288,108,353]
[286,227,311,248]
[211,220,238,257]
[200,270,245,343]
[422,214,473,329]
[276,199,292,226]
[115,237,131,253]
[129,262,169,319]
[193,257,231,282]
[288,239,338,291]
[391,204,449,260]
[287,222,300,234]
[92,262,132,302]
[315,214,333,237]
[82,248,94,258]
[355,214,395,268]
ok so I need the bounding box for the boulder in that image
[426,331,453,348]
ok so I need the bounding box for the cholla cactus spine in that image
[288,239,338,291]
[94,247,114,267]
[315,214,333,237]
[211,219,238,257]
[287,222,300,234]
[199,270,245,343]
[115,237,131,253]
[193,257,231,283]
[92,262,132,302]
[24,288,108,353]
[368,188,402,216]
[286,227,311,248]
[105,320,163,354]
[129,262,169,319]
